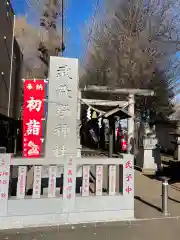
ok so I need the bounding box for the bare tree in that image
[38,0,65,68]
[15,0,65,78]
[15,1,66,118]
[15,16,47,78]
[82,0,180,119]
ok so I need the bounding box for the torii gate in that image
[79,86,154,155]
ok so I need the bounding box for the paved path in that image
[1,218,180,240]
[134,170,180,218]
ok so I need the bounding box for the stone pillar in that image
[76,90,82,178]
[77,90,82,158]
[0,154,10,216]
[128,94,135,154]
[108,118,114,158]
[142,135,158,174]
[45,57,79,158]
[135,124,161,174]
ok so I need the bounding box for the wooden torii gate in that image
[79,86,154,155]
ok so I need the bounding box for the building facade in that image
[0,0,23,120]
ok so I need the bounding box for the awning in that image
[103,107,132,120]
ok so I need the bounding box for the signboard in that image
[23,79,45,157]
[63,158,75,200]
[48,166,57,198]
[96,165,103,196]
[16,166,27,199]
[82,165,90,196]
[45,57,79,158]
[0,154,10,216]
[33,166,42,198]
[66,158,73,199]
[109,165,116,196]
[123,159,133,196]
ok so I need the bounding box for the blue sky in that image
[11,0,100,59]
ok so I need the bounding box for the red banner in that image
[23,80,45,158]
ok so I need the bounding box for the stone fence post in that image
[0,154,11,217]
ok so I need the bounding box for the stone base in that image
[142,168,156,175]
[0,210,134,230]
[142,159,158,175]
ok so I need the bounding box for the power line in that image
[61,0,64,56]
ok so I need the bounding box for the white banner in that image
[0,154,10,216]
[82,166,90,197]
[33,166,42,198]
[17,166,27,199]
[109,165,116,196]
[96,165,103,196]
[48,166,57,198]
